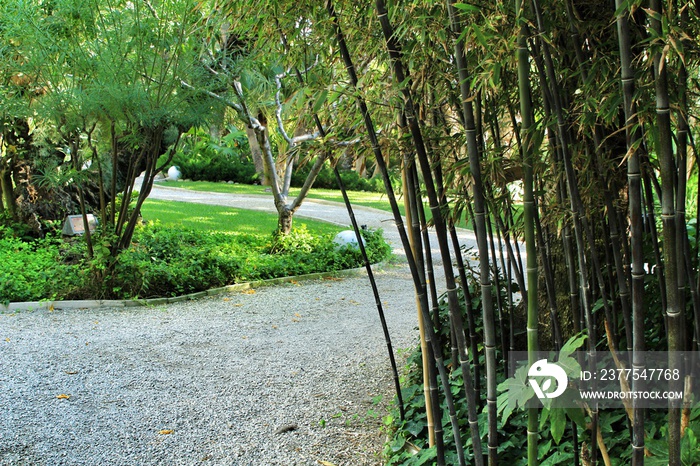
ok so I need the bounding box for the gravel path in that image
[0,181,477,465]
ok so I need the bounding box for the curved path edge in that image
[1,264,385,313]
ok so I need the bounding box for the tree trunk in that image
[277,206,293,235]
[1,164,16,220]
[245,126,270,185]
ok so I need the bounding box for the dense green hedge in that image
[0,223,391,303]
[167,128,259,184]
[165,127,392,192]
[290,162,388,193]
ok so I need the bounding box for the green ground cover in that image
[0,200,391,303]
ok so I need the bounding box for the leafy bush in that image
[0,234,78,303]
[291,161,392,193]
[381,272,699,466]
[0,222,392,302]
[166,127,258,183]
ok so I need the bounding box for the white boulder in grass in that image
[167,166,181,181]
[333,230,365,250]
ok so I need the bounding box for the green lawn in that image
[156,180,481,229]
[140,199,342,236]
[1,199,390,302]
[156,180,405,215]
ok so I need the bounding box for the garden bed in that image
[0,223,391,304]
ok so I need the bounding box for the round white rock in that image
[167,165,181,181]
[333,230,365,250]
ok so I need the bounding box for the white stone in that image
[167,166,181,181]
[333,230,364,250]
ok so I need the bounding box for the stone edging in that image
[0,265,377,313]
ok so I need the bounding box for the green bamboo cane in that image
[515,1,540,464]
[403,152,444,458]
[374,1,489,463]
[274,25,409,423]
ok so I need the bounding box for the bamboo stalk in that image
[278,27,409,423]
[515,2,540,465]
[325,3,472,463]
[402,156,438,450]
[374,2,490,463]
[649,1,682,463]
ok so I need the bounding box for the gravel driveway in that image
[1,182,477,465]
[1,265,419,465]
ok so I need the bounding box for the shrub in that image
[0,222,392,302]
[290,161,393,193]
[166,127,258,184]
[0,235,77,303]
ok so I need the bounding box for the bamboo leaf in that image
[312,89,328,114]
[454,3,480,13]
[470,24,488,48]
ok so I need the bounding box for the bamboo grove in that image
[246,0,700,464]
[3,0,700,464]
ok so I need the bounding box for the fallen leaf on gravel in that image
[233,303,243,307]
[318,461,337,466]
[4,338,9,342]
[349,300,359,305]
[158,429,174,435]
[294,313,302,318]
[49,305,54,312]
[222,298,231,302]
[290,280,300,286]
[56,394,71,400]
[272,325,278,329]
[64,370,79,375]
[243,289,256,295]
[275,424,297,434]
[323,276,342,281]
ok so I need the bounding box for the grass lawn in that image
[1,199,391,302]
[140,199,343,236]
[156,180,481,229]
[156,180,406,215]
